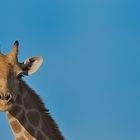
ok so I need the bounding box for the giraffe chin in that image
[0,103,13,112]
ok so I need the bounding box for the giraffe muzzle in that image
[0,92,12,103]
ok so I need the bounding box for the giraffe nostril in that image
[6,94,11,101]
[5,93,12,102]
[0,92,13,102]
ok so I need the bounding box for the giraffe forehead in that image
[0,63,12,78]
[0,53,19,65]
[0,60,21,77]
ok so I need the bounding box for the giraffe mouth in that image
[0,94,16,111]
[0,102,13,111]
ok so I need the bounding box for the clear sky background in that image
[0,0,140,140]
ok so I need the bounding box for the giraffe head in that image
[0,41,43,111]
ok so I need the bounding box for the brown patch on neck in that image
[18,110,27,125]
[9,105,21,117]
[16,94,23,105]
[24,131,34,140]
[7,112,13,120]
[27,111,41,127]
[20,80,64,139]
[10,120,22,133]
[37,131,47,140]
[23,96,33,109]
[8,80,64,140]
[17,136,26,140]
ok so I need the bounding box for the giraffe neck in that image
[5,80,64,140]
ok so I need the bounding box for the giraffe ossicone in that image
[0,41,64,140]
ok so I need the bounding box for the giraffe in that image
[0,41,64,140]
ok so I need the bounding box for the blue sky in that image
[0,0,140,140]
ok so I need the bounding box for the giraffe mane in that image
[21,80,64,140]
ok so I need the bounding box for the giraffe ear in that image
[20,56,43,75]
